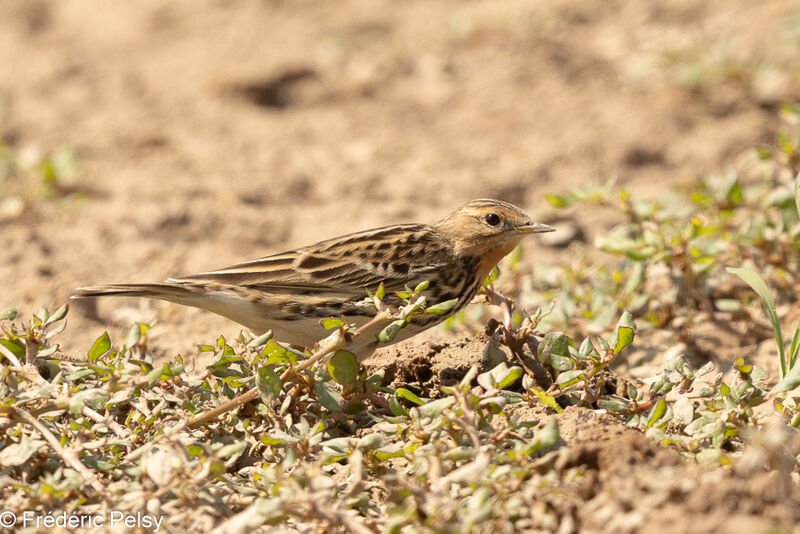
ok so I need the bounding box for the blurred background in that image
[1,0,799,354]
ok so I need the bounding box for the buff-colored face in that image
[436,199,554,257]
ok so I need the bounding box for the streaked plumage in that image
[74,199,554,357]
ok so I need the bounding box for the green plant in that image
[0,143,80,220]
[534,108,800,340]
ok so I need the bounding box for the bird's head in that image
[435,198,555,269]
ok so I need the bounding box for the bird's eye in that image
[484,213,501,226]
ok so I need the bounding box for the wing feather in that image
[171,223,453,296]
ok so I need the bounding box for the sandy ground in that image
[2,0,800,531]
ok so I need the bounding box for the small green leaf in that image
[320,318,345,330]
[316,381,344,412]
[37,345,58,358]
[460,365,479,388]
[187,445,205,456]
[646,398,667,428]
[0,339,25,359]
[650,380,673,395]
[425,299,458,315]
[0,439,46,467]
[261,434,289,446]
[216,442,247,459]
[576,337,595,360]
[256,366,282,404]
[246,330,273,347]
[596,234,637,255]
[125,323,142,349]
[320,437,352,453]
[125,323,151,350]
[389,396,409,416]
[477,363,523,390]
[610,311,635,355]
[508,244,523,269]
[87,332,111,363]
[755,147,772,159]
[327,351,359,386]
[611,326,634,355]
[779,132,795,156]
[788,317,800,373]
[414,280,430,294]
[529,386,562,413]
[375,445,405,461]
[43,304,68,326]
[531,417,560,452]
[598,398,629,413]
[724,176,743,204]
[483,266,500,287]
[356,434,384,451]
[261,340,299,365]
[733,358,752,375]
[750,366,769,381]
[697,361,715,376]
[145,365,168,383]
[497,367,523,389]
[64,369,95,382]
[375,283,386,299]
[478,395,508,414]
[538,332,574,368]
[378,319,406,343]
[549,353,573,372]
[395,388,426,406]
[0,307,17,321]
[545,193,571,208]
[625,248,655,261]
[555,370,585,389]
[727,267,786,375]
[417,397,455,418]
[772,361,800,393]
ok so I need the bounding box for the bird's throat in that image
[475,242,519,282]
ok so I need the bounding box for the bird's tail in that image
[73,282,269,335]
[73,283,194,302]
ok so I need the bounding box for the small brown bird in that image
[74,199,554,358]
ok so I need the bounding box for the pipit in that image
[74,199,554,358]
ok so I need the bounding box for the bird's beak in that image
[518,221,556,233]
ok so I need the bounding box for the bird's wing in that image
[170,223,453,296]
